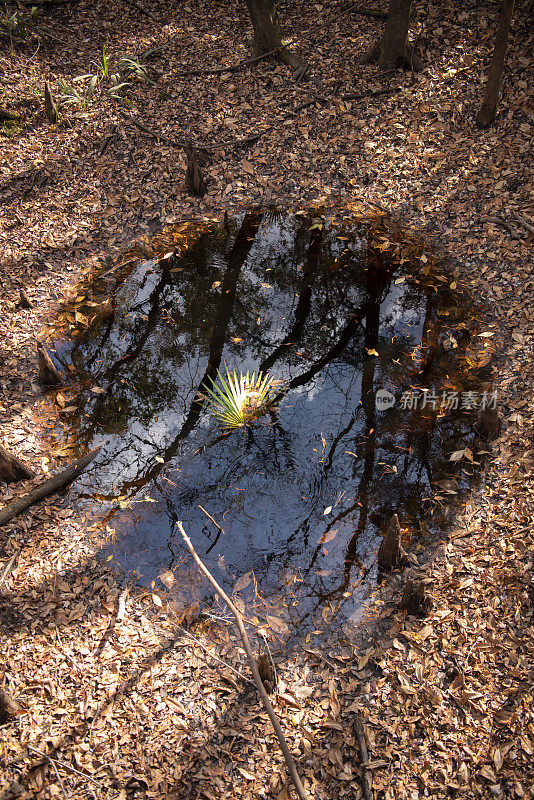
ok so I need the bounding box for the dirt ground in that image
[0,1,533,798]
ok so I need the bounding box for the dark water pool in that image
[49,209,494,637]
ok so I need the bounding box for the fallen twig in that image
[347,5,387,19]
[481,215,521,240]
[125,115,211,153]
[512,213,534,236]
[126,84,394,157]
[178,626,254,686]
[0,553,19,590]
[27,747,104,790]
[0,448,100,527]
[198,505,226,535]
[122,0,156,18]
[177,521,309,800]
[177,47,283,76]
[353,714,373,800]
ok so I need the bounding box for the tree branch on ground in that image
[177,46,283,76]
[177,521,309,800]
[0,448,100,526]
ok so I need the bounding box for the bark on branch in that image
[0,448,100,527]
[177,521,309,800]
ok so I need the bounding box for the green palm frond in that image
[201,367,282,429]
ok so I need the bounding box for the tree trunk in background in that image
[380,0,413,69]
[244,0,301,69]
[359,0,423,71]
[476,0,515,129]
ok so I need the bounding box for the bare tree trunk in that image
[476,0,515,129]
[380,0,412,68]
[359,0,423,71]
[244,0,301,69]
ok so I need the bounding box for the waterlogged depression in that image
[47,209,494,637]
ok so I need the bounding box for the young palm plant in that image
[201,367,282,429]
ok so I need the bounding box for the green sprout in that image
[118,56,148,82]
[201,367,282,429]
[2,119,23,138]
[55,79,87,109]
[101,45,110,79]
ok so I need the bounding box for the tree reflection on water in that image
[51,210,491,636]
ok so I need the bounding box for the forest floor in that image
[0,1,533,798]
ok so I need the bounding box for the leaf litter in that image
[0,0,533,798]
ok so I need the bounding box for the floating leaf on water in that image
[152,593,163,608]
[159,570,175,589]
[323,505,332,516]
[155,456,164,463]
[266,615,290,635]
[366,348,379,356]
[58,405,78,414]
[317,529,338,544]
[233,571,252,593]
[449,449,465,461]
[90,386,105,394]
